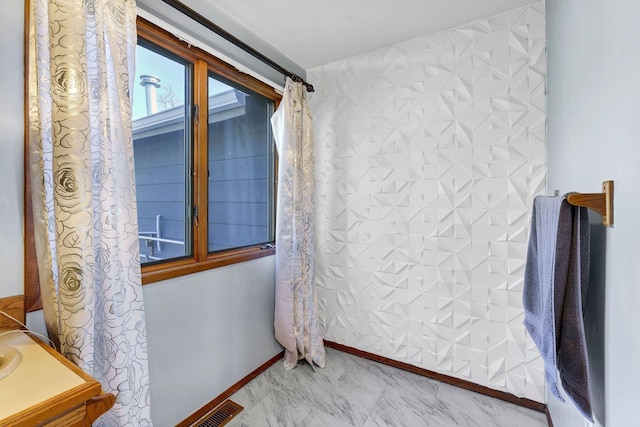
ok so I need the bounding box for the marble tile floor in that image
[227,347,547,427]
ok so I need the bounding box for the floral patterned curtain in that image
[272,77,326,369]
[28,0,152,425]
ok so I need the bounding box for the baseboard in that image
[324,340,547,414]
[176,351,284,427]
[545,406,554,427]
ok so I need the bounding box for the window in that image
[206,75,275,252]
[135,18,278,284]
[25,16,280,309]
[133,42,191,263]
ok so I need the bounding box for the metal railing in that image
[138,214,185,262]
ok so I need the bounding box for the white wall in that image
[0,0,25,299]
[3,4,281,426]
[143,257,281,426]
[309,2,547,402]
[546,0,640,426]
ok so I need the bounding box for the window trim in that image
[25,15,279,310]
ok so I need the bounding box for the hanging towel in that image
[556,201,592,421]
[523,195,593,422]
[523,196,565,399]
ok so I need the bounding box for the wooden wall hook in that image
[567,180,614,227]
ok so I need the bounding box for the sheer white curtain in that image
[272,77,326,369]
[28,0,152,425]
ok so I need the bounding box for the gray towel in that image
[523,195,592,421]
[556,199,592,421]
[523,196,565,399]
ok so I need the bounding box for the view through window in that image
[130,26,277,273]
[207,74,274,252]
[132,43,191,263]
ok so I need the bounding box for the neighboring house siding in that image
[132,92,271,261]
[134,129,188,262]
[208,94,271,252]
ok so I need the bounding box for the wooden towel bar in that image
[566,180,614,227]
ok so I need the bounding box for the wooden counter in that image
[0,296,114,426]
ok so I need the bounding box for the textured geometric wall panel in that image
[308,2,546,402]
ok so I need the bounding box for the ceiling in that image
[197,0,539,70]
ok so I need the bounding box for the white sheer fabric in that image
[272,78,326,369]
[28,1,152,425]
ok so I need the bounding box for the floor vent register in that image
[194,400,244,427]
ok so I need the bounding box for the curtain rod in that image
[160,0,314,92]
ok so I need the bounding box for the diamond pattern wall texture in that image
[308,2,546,402]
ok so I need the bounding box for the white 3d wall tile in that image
[308,2,546,402]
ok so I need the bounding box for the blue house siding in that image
[207,93,272,252]
[132,90,273,262]
[133,128,188,262]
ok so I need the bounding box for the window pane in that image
[207,75,274,252]
[132,43,191,264]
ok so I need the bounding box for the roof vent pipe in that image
[139,75,161,115]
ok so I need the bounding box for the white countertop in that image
[0,331,85,420]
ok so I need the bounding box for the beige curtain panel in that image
[272,77,326,370]
[28,0,152,424]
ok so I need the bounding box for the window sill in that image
[141,245,276,285]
